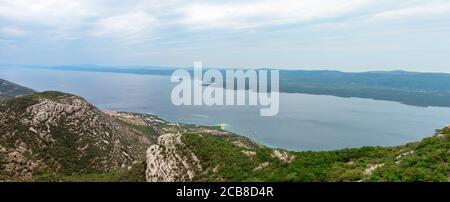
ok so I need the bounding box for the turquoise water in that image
[2,67,450,151]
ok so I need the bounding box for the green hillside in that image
[181,128,450,182]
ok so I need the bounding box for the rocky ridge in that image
[0,91,154,180]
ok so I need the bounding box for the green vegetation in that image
[118,119,158,138]
[32,161,147,182]
[182,128,450,182]
[369,128,450,182]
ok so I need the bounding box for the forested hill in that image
[278,70,450,107]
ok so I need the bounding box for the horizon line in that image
[1,63,450,74]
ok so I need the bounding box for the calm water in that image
[2,67,450,151]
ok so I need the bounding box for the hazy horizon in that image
[2,63,450,74]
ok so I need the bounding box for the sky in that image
[0,0,450,72]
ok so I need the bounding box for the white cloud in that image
[0,0,98,26]
[372,1,450,20]
[1,0,450,70]
[178,0,374,29]
[2,0,448,38]
[92,12,159,38]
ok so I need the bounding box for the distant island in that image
[0,78,36,100]
[4,65,450,108]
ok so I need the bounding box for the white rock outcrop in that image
[145,133,202,182]
[271,149,294,163]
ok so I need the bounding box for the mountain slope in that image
[0,91,155,181]
[0,79,35,100]
[146,128,450,182]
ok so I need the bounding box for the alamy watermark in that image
[170,62,279,116]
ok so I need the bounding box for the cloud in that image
[178,0,374,30]
[371,1,450,20]
[1,0,447,38]
[0,0,449,70]
[0,0,98,26]
[92,12,159,38]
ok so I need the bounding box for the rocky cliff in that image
[0,91,154,180]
